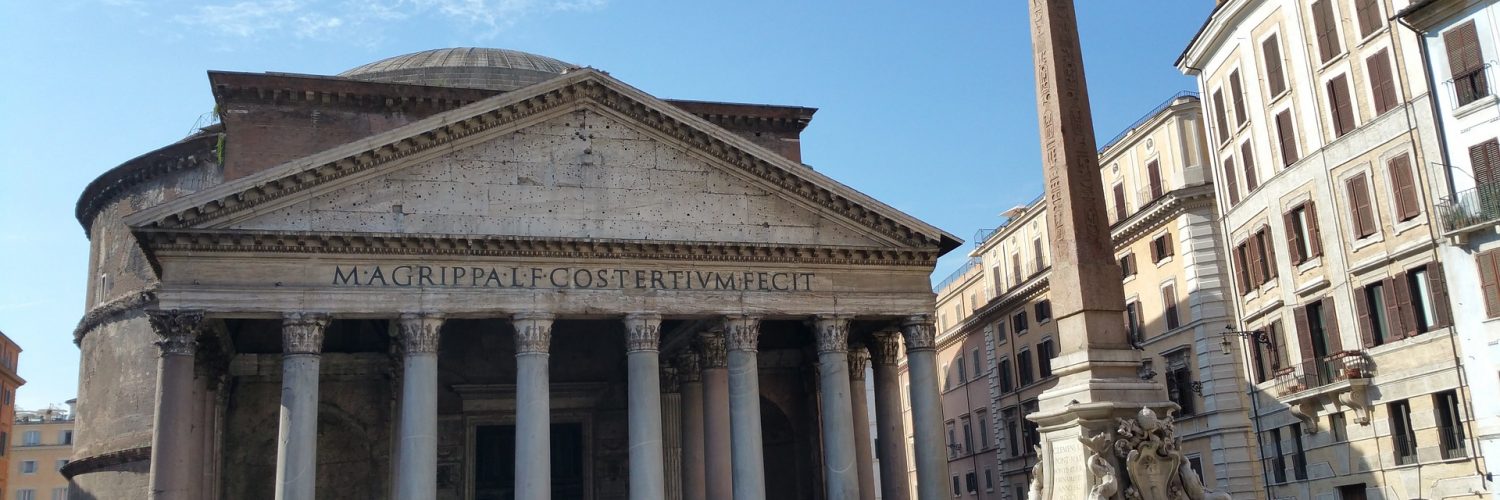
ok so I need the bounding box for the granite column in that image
[901,315,945,500]
[146,309,205,500]
[847,347,876,500]
[275,312,329,500]
[625,313,666,500]
[677,351,706,500]
[699,331,732,499]
[725,315,765,500]
[512,313,554,500]
[394,313,444,500]
[869,331,911,500]
[814,315,859,500]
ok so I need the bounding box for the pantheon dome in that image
[337,47,576,91]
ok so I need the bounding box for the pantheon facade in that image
[68,48,959,500]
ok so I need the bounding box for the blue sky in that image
[0,0,1213,411]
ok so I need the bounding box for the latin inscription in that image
[332,265,816,292]
[1047,438,1087,500]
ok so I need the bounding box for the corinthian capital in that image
[676,351,702,383]
[398,313,445,354]
[282,312,330,355]
[146,309,205,357]
[624,313,662,353]
[869,330,903,366]
[513,313,555,355]
[724,315,761,352]
[813,315,853,354]
[699,330,727,368]
[901,314,937,352]
[848,347,870,380]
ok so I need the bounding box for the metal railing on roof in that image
[1097,91,1199,154]
[933,258,982,293]
[974,193,1047,249]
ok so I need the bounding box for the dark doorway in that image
[474,423,586,500]
[1338,484,1367,500]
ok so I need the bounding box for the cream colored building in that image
[1179,0,1489,498]
[916,94,1263,499]
[11,405,73,500]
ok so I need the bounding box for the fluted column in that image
[902,315,945,500]
[678,351,707,500]
[699,331,732,500]
[394,313,444,500]
[513,313,554,500]
[869,331,911,500]
[725,315,765,500]
[661,362,683,500]
[147,309,205,500]
[847,347,876,500]
[625,313,666,500]
[815,315,859,500]
[276,312,329,500]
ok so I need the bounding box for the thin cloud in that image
[124,0,608,42]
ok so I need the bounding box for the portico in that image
[94,58,960,500]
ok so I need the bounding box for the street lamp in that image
[1220,325,1271,356]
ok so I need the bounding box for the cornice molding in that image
[75,135,220,237]
[949,272,1052,340]
[127,70,955,254]
[73,286,159,345]
[134,228,940,266]
[1111,184,1218,249]
[60,446,151,479]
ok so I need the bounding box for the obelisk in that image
[1023,0,1174,498]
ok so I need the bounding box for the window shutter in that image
[1444,21,1484,79]
[1367,50,1398,115]
[1354,284,1374,348]
[1248,237,1264,287]
[1213,90,1230,143]
[1230,70,1248,125]
[1306,202,1324,257]
[1328,74,1356,137]
[1163,234,1173,258]
[1151,238,1161,262]
[1276,110,1300,166]
[1321,298,1343,354]
[1263,34,1287,96]
[1382,277,1403,344]
[1355,0,1382,38]
[1388,154,1420,221]
[1348,174,1376,238]
[1393,271,1417,338]
[1261,230,1278,280]
[1223,158,1240,205]
[1427,262,1453,329]
[1234,245,1251,294]
[1313,0,1341,62]
[1284,210,1304,264]
[1479,250,1500,318]
[1471,139,1500,188]
[1241,142,1259,192]
[1294,305,1315,365]
[1147,160,1163,199]
[1114,183,1128,222]
[1268,322,1285,371]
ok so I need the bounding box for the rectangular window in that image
[1328,74,1357,137]
[951,475,961,497]
[1312,0,1342,62]
[1234,242,1253,294]
[965,472,978,493]
[1477,248,1500,318]
[1409,267,1437,333]
[1230,70,1248,125]
[972,348,983,376]
[999,358,1014,393]
[1241,141,1258,191]
[1120,253,1137,278]
[1147,159,1163,199]
[1359,281,1392,347]
[1212,89,1230,143]
[1126,300,1142,345]
[1222,157,1240,205]
[1436,390,1468,459]
[1446,21,1491,106]
[1036,300,1052,323]
[984,468,994,491]
[1275,110,1300,166]
[1254,228,1277,285]
[1263,33,1287,97]
[1012,253,1023,288]
[1367,49,1398,115]
[961,416,974,454]
[977,410,989,449]
[1188,455,1205,485]
[1014,311,1029,334]
[51,488,67,500]
[1289,423,1308,480]
[1252,320,1286,383]
[1391,400,1418,465]
[1151,233,1174,262]
[1023,401,1041,453]
[23,431,39,446]
[1018,349,1035,386]
[1472,139,1500,207]
[1114,182,1129,222]
[1263,428,1287,483]
[60,430,72,445]
[1163,283,1180,331]
[1330,412,1348,442]
[946,422,958,458]
[1388,153,1420,221]
[16,490,35,500]
[1038,338,1054,378]
[1165,350,1196,415]
[1347,173,1378,238]
[1005,407,1021,457]
[1286,202,1322,264]
[21,460,37,474]
[1354,0,1383,38]
[1033,238,1045,273]
[956,356,967,385]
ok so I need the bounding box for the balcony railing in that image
[1439,424,1468,460]
[1273,350,1372,396]
[1437,181,1500,233]
[1446,63,1494,109]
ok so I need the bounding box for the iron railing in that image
[1273,350,1372,396]
[1437,181,1500,233]
[1439,424,1468,460]
[1446,63,1493,108]
[933,257,982,293]
[1098,91,1199,154]
[1394,427,1419,465]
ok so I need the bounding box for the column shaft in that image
[903,316,946,500]
[726,316,765,500]
[394,314,444,500]
[870,332,911,500]
[679,352,707,500]
[147,310,204,500]
[848,350,877,500]
[700,332,733,500]
[626,314,666,500]
[275,313,328,500]
[513,314,554,500]
[815,316,859,500]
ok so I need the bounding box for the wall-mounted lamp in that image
[1220,325,1272,356]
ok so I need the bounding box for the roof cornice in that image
[1110,184,1218,248]
[1177,0,1254,74]
[125,69,959,254]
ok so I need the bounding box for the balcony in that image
[1272,350,1374,432]
[1436,181,1500,235]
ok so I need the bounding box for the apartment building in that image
[1399,1,1500,496]
[0,332,22,497]
[919,94,1261,499]
[1179,0,1490,498]
[10,404,73,500]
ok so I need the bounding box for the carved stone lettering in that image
[331,265,815,292]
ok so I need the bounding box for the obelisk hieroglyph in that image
[1023,0,1175,498]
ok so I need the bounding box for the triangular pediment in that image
[125,69,959,254]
